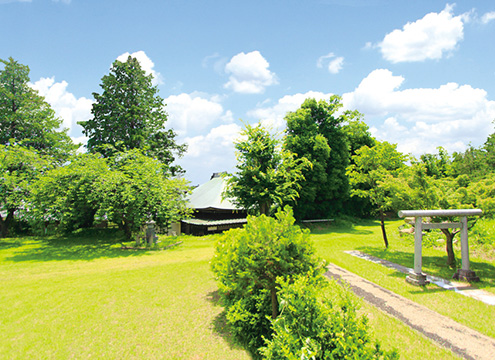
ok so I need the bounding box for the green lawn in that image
[0,230,249,359]
[1,221,492,359]
[310,219,495,340]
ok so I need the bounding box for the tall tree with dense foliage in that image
[0,57,76,162]
[347,141,408,247]
[284,96,356,220]
[225,123,309,215]
[79,56,185,174]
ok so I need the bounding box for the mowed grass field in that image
[1,221,493,359]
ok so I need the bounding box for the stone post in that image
[146,220,156,246]
[454,216,480,282]
[399,209,482,286]
[406,216,429,286]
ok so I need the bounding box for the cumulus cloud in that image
[248,91,333,131]
[343,69,495,156]
[30,77,93,136]
[116,50,163,85]
[164,93,233,137]
[481,11,495,24]
[317,53,344,74]
[224,51,278,94]
[177,123,242,184]
[379,4,465,63]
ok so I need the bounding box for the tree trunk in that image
[122,220,133,241]
[260,201,270,216]
[0,210,14,238]
[441,228,457,268]
[380,210,389,248]
[270,287,279,319]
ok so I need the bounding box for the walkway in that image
[325,264,495,360]
[345,250,495,306]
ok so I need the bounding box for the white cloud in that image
[343,69,495,156]
[201,53,228,74]
[224,51,278,94]
[379,4,465,63]
[178,123,242,184]
[328,57,344,74]
[248,91,333,131]
[30,77,93,136]
[164,93,233,137]
[116,50,163,85]
[481,11,495,24]
[317,53,344,74]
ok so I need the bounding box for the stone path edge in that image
[325,264,495,360]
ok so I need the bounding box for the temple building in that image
[181,172,247,236]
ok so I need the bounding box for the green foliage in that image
[0,57,77,162]
[419,147,452,179]
[469,217,495,246]
[260,274,399,360]
[348,141,408,212]
[29,153,108,233]
[284,96,358,219]
[30,150,192,239]
[225,123,310,215]
[0,145,49,236]
[211,207,325,355]
[79,56,185,174]
[347,141,408,247]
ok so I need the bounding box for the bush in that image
[469,218,495,246]
[211,206,326,355]
[260,274,399,360]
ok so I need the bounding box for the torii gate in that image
[398,209,483,286]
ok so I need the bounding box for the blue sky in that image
[2,0,495,184]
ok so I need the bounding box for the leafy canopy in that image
[0,57,77,162]
[0,145,50,237]
[30,150,191,239]
[284,96,369,220]
[225,123,309,215]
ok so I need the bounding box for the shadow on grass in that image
[357,245,495,291]
[2,228,150,262]
[205,290,248,353]
[302,219,378,236]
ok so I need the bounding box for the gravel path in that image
[325,264,495,360]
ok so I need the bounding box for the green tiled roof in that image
[187,173,243,211]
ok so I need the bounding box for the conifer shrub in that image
[260,274,399,360]
[211,207,326,354]
[211,206,397,359]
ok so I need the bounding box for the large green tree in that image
[79,56,185,174]
[0,145,49,237]
[284,96,356,220]
[30,150,191,239]
[225,123,309,215]
[347,141,408,247]
[0,57,76,162]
